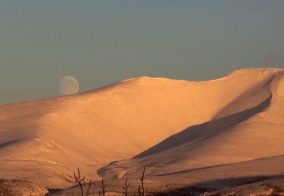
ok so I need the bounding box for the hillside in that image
[0,68,283,191]
[99,68,284,180]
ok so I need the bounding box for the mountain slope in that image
[0,72,225,188]
[98,68,284,180]
[0,68,283,189]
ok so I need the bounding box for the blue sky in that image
[1,1,284,104]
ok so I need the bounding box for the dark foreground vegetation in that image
[72,167,146,196]
[1,168,284,195]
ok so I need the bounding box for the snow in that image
[0,68,283,192]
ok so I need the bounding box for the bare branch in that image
[138,167,146,196]
[99,179,106,196]
[73,168,86,196]
[123,178,130,196]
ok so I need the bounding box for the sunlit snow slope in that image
[99,68,284,180]
[0,68,283,188]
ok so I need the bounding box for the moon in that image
[59,76,80,95]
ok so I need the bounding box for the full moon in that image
[59,76,80,95]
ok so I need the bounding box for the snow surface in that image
[0,68,283,191]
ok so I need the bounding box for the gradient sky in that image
[1,1,284,104]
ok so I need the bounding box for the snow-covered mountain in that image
[0,68,283,189]
[99,68,284,180]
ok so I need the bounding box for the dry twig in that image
[99,179,106,196]
[74,168,86,196]
[123,178,130,196]
[138,166,146,196]
[86,179,92,196]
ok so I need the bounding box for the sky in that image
[1,1,284,104]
